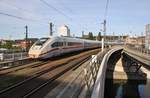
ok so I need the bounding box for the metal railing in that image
[91,47,123,98]
[0,52,28,61]
[51,49,109,98]
[125,45,150,57]
[83,49,109,97]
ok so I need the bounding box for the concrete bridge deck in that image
[123,47,150,67]
[92,46,150,98]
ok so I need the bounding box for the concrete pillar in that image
[102,38,104,52]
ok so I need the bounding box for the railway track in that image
[0,55,90,98]
[0,61,47,76]
[0,49,98,91]
[23,57,89,98]
[0,60,53,91]
[0,49,100,98]
[0,49,97,76]
[0,58,37,71]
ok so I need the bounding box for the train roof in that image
[41,36,101,43]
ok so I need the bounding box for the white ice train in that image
[28,36,101,59]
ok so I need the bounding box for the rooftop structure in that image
[58,25,70,37]
[125,36,145,48]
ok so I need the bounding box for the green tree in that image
[1,41,13,49]
[88,32,94,40]
[97,32,102,41]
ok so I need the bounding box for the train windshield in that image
[35,38,49,46]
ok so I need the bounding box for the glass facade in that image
[145,24,150,49]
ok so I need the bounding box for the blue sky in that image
[0,0,150,39]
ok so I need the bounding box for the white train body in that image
[28,36,101,59]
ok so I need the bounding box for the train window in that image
[51,42,56,47]
[64,42,66,46]
[51,42,63,47]
[35,38,49,46]
[59,42,63,47]
[68,42,82,46]
[68,42,71,46]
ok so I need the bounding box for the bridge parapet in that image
[45,48,110,98]
[125,46,150,57]
[91,47,123,98]
[123,47,150,67]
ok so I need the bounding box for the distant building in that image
[125,36,145,48]
[58,25,70,36]
[145,24,150,49]
[14,38,38,49]
[82,34,128,42]
[0,40,13,45]
[104,35,127,42]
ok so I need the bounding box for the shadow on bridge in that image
[104,49,147,98]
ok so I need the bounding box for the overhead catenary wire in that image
[39,0,86,36]
[39,0,72,20]
[104,0,110,19]
[0,11,49,26]
[0,0,92,37]
[0,1,33,14]
[102,0,110,40]
[58,0,74,14]
[0,11,31,21]
[0,11,49,35]
[1,0,73,27]
[0,1,51,22]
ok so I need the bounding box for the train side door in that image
[57,40,62,55]
[63,39,67,53]
[83,41,85,49]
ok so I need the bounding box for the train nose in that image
[29,54,39,58]
[28,51,40,58]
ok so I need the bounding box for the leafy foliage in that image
[88,32,94,40]
[97,32,102,41]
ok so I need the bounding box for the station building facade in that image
[145,24,150,49]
